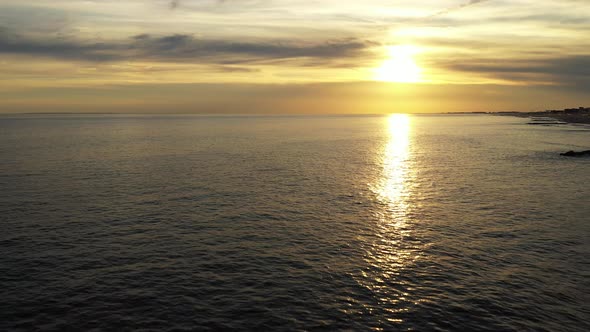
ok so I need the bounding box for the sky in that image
[1,0,589,114]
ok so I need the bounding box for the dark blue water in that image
[1,114,589,331]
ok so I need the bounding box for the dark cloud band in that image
[0,31,375,65]
[441,56,590,91]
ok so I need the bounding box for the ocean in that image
[1,114,589,331]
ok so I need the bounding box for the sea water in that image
[1,114,589,330]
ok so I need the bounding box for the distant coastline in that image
[494,107,590,125]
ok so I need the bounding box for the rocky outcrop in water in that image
[560,150,590,157]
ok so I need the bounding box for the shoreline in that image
[495,110,590,125]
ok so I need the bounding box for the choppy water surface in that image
[1,114,589,331]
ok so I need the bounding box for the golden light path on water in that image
[360,114,420,321]
[379,114,412,207]
[371,114,413,239]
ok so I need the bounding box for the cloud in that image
[0,31,376,65]
[441,55,590,91]
[169,0,227,10]
[0,31,124,62]
[127,34,375,64]
[428,0,491,18]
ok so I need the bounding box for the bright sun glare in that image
[375,45,421,83]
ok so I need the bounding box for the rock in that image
[560,150,590,157]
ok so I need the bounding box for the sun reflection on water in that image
[378,114,411,208]
[372,114,414,256]
[359,114,421,320]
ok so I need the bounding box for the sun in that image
[374,45,421,83]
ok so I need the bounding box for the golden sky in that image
[1,0,589,113]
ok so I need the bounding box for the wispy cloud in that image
[0,31,376,65]
[429,0,491,18]
[440,55,590,91]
